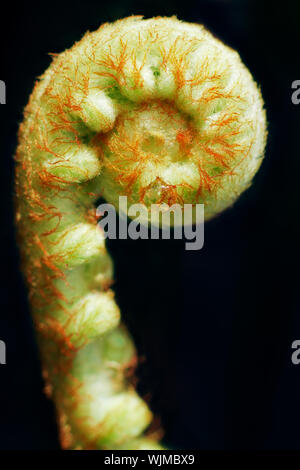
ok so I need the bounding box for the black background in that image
[1,0,300,450]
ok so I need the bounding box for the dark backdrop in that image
[1,0,300,450]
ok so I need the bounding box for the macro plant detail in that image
[14,16,266,449]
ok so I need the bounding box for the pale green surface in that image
[15,16,266,449]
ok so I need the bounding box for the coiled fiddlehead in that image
[14,16,266,449]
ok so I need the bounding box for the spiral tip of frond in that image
[15,16,266,450]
